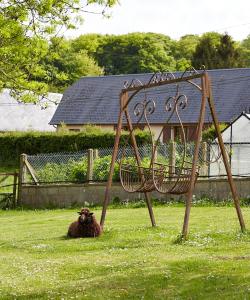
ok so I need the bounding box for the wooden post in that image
[200,142,208,177]
[12,172,18,208]
[87,149,94,182]
[17,153,27,206]
[182,74,208,239]
[25,160,39,185]
[169,141,176,176]
[100,95,124,228]
[93,149,99,160]
[207,80,245,232]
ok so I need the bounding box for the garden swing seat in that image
[120,161,198,195]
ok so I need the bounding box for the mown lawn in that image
[0,206,250,299]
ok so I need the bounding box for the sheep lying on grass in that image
[67,208,102,238]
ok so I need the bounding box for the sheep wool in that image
[67,208,102,238]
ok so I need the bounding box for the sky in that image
[66,0,250,41]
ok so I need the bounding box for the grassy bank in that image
[0,207,250,299]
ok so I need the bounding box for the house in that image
[0,89,62,132]
[220,112,250,143]
[210,112,250,177]
[50,68,250,141]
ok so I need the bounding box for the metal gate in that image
[0,172,18,209]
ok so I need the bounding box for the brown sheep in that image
[67,208,102,238]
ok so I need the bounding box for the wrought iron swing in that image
[100,68,246,239]
[119,80,198,195]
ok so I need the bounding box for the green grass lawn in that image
[0,206,250,299]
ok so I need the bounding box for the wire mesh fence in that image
[26,151,88,184]
[23,142,250,185]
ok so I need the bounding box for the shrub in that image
[202,123,227,141]
[71,158,88,182]
[34,154,164,183]
[93,155,120,182]
[36,161,76,183]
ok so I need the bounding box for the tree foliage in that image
[172,34,200,70]
[192,33,243,69]
[0,0,118,101]
[35,37,103,92]
[1,0,250,100]
[240,35,250,67]
[94,33,177,74]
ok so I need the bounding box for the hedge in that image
[0,130,151,167]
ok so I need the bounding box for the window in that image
[113,124,145,131]
[69,128,80,132]
[174,126,189,141]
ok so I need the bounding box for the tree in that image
[35,37,103,92]
[0,0,118,102]
[216,34,243,68]
[191,32,221,69]
[94,33,176,75]
[172,34,200,70]
[71,34,106,57]
[192,32,244,70]
[240,35,250,67]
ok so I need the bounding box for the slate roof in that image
[0,89,62,131]
[50,68,250,126]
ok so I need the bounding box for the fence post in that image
[87,149,94,182]
[93,149,99,160]
[12,171,18,208]
[169,141,176,176]
[17,153,27,206]
[200,142,208,177]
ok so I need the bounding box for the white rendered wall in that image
[209,114,250,176]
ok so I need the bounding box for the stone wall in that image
[20,178,250,208]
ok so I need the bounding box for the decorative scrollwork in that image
[123,67,206,93]
[164,83,188,113]
[180,67,199,78]
[123,78,143,89]
[180,66,207,79]
[148,72,175,85]
[133,99,156,121]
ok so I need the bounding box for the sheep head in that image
[77,208,94,225]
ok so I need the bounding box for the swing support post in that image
[207,79,246,232]
[100,93,124,228]
[181,73,208,239]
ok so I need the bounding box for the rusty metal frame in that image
[100,69,246,239]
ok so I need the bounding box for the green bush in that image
[71,158,88,182]
[36,160,77,183]
[34,154,164,183]
[93,155,120,181]
[0,130,151,167]
[202,123,227,141]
